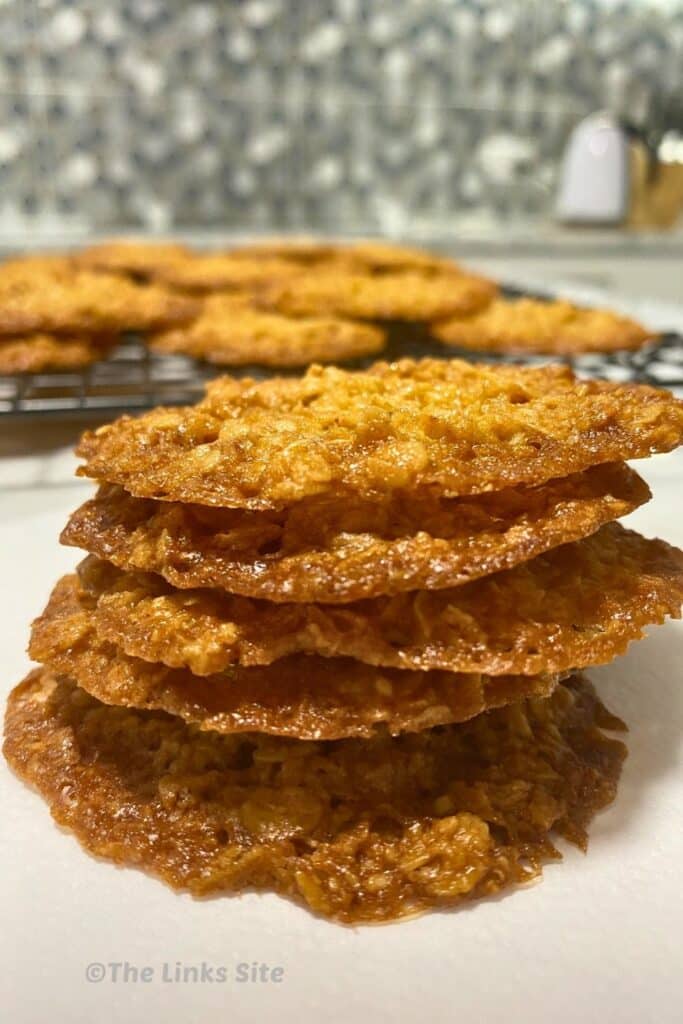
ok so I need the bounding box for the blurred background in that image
[0,0,681,252]
[0,4,682,601]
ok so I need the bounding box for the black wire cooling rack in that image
[1,287,681,420]
[0,337,216,419]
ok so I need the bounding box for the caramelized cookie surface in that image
[61,464,649,602]
[0,263,198,336]
[150,294,385,367]
[30,574,559,740]
[433,298,654,354]
[65,523,683,676]
[75,359,683,509]
[0,333,117,373]
[3,671,625,923]
[257,269,495,321]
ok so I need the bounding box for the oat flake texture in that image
[75,359,683,509]
[3,671,625,924]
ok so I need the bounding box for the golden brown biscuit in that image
[61,463,649,603]
[149,254,302,294]
[0,265,199,336]
[0,254,76,278]
[29,575,559,740]
[3,670,625,923]
[257,269,496,321]
[75,359,683,510]
[432,298,655,355]
[74,239,191,280]
[231,238,461,274]
[344,240,462,274]
[72,523,683,676]
[0,333,117,374]
[228,238,339,263]
[149,294,385,367]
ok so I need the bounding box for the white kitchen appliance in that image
[555,111,629,223]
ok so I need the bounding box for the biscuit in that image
[61,463,649,603]
[149,254,302,294]
[0,254,75,278]
[343,240,462,274]
[0,333,116,374]
[257,269,496,321]
[0,264,199,336]
[3,670,625,923]
[232,238,461,274]
[227,238,339,263]
[29,576,560,740]
[149,294,385,367]
[71,523,683,676]
[432,298,655,355]
[75,359,683,510]
[74,239,191,280]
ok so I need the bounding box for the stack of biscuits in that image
[5,357,683,924]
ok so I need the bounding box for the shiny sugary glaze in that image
[69,522,683,677]
[75,359,683,510]
[29,576,559,740]
[0,261,198,336]
[150,294,386,367]
[3,671,625,924]
[61,463,650,603]
[432,298,654,355]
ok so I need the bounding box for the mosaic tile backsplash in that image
[0,0,681,239]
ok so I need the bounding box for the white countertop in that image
[4,224,683,255]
